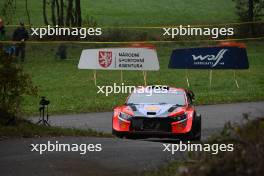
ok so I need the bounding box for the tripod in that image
[37,104,50,126]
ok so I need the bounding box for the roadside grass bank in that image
[0,119,112,138]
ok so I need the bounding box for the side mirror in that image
[191,94,195,101]
[187,90,195,103]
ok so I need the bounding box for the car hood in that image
[129,104,186,118]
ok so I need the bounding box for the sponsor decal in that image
[192,49,228,67]
[168,47,249,69]
[145,106,160,111]
[118,52,144,69]
[98,51,112,68]
[79,48,160,71]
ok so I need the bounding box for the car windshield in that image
[127,90,186,105]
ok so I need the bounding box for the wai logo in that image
[192,49,228,67]
[98,51,112,68]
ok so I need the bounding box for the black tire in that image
[112,116,126,138]
[185,113,201,141]
[112,129,125,138]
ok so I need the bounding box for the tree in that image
[75,0,82,27]
[233,0,264,36]
[0,52,37,125]
[0,0,16,24]
[43,0,49,25]
[25,0,31,26]
[233,0,264,21]
[0,0,31,26]
[43,0,82,26]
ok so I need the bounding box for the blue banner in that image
[168,47,249,69]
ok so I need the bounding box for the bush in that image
[180,117,264,176]
[144,117,264,176]
[0,51,37,125]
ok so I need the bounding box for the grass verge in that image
[0,119,112,138]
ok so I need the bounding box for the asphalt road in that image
[0,101,264,176]
[31,101,264,139]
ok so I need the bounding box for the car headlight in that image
[118,112,132,122]
[172,113,187,122]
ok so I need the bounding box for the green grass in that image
[19,41,264,116]
[3,0,237,26]
[1,0,263,116]
[0,119,112,138]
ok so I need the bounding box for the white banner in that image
[78,48,160,71]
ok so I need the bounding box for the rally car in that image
[112,86,201,140]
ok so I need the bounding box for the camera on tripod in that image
[37,96,50,126]
[39,96,50,106]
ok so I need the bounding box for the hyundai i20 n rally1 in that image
[112,86,201,140]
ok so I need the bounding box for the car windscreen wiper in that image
[158,103,183,106]
[126,103,140,106]
[174,104,184,106]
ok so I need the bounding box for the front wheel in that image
[112,129,125,138]
[185,114,201,141]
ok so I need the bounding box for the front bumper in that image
[113,116,193,134]
[112,129,191,139]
